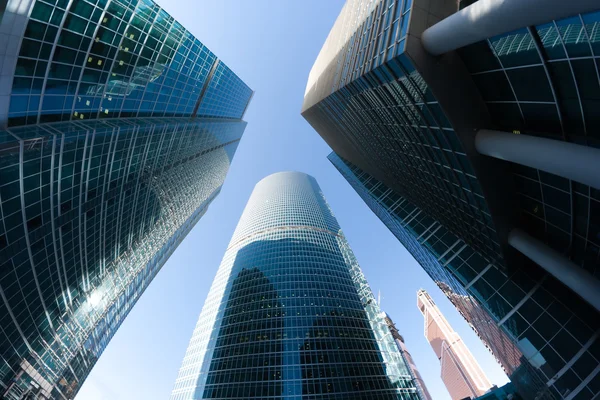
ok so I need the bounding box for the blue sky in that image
[77,1,509,399]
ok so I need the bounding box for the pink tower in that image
[417,290,493,400]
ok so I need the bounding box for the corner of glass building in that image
[0,0,252,397]
[310,2,600,396]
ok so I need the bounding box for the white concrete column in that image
[475,129,600,191]
[421,0,600,56]
[508,229,600,313]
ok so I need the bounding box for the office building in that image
[305,1,600,398]
[0,0,252,398]
[171,172,420,399]
[385,313,433,400]
[417,290,492,399]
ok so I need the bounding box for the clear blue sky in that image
[77,1,509,399]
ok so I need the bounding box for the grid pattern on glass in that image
[329,152,600,400]
[302,0,503,266]
[336,0,413,87]
[171,172,419,400]
[9,0,252,126]
[385,314,434,400]
[304,0,412,112]
[304,55,501,266]
[195,61,253,119]
[455,10,600,278]
[0,117,245,399]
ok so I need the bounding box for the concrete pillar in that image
[508,229,600,313]
[475,129,600,191]
[421,0,600,56]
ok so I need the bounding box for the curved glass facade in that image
[301,0,501,266]
[329,153,600,400]
[2,0,252,126]
[171,172,419,400]
[305,2,600,398]
[456,8,600,279]
[0,118,246,399]
[303,0,600,282]
[0,0,252,397]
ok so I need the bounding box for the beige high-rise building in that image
[417,290,492,400]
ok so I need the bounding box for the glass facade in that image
[0,117,246,399]
[304,1,600,398]
[3,0,252,126]
[455,7,600,279]
[171,172,420,400]
[329,153,600,400]
[384,313,433,400]
[303,0,600,281]
[0,0,252,397]
[302,0,501,266]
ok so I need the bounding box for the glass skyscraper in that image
[329,152,599,399]
[384,313,432,400]
[171,171,420,400]
[304,1,600,399]
[0,0,252,398]
[1,0,252,126]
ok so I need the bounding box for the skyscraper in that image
[304,1,600,399]
[384,313,433,400]
[417,289,492,400]
[171,171,420,399]
[329,153,533,392]
[0,0,252,398]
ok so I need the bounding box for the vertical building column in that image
[421,0,599,56]
[475,129,600,191]
[508,229,600,312]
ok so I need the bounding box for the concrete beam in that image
[422,0,600,56]
[475,129,600,191]
[508,229,600,313]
